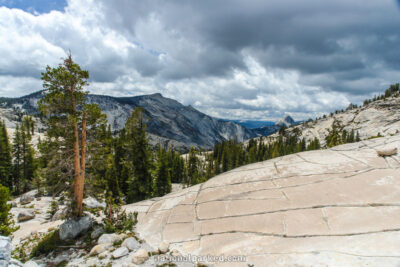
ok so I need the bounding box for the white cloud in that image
[0,75,42,97]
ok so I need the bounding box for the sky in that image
[0,0,399,121]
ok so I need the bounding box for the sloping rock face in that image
[281,96,400,146]
[125,134,400,266]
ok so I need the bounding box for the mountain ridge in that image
[0,91,257,151]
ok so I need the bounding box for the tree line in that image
[182,127,323,186]
[182,122,363,186]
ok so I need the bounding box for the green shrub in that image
[30,230,72,257]
[103,194,138,233]
[47,199,59,217]
[31,231,59,257]
[0,184,19,236]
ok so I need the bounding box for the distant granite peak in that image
[275,115,295,127]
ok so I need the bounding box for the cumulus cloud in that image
[0,0,399,121]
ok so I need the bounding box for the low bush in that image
[30,230,72,257]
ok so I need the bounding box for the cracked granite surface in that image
[124,134,400,266]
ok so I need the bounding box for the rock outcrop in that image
[277,96,400,147]
[125,134,400,266]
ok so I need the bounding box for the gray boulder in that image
[20,190,37,205]
[0,236,11,266]
[112,246,129,259]
[121,237,140,251]
[59,216,93,241]
[83,197,106,209]
[17,209,35,222]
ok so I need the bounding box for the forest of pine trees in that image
[181,128,322,186]
[181,123,361,186]
[0,117,37,195]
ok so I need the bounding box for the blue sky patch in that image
[0,0,67,14]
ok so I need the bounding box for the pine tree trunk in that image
[73,120,82,216]
[71,84,82,216]
[77,112,87,217]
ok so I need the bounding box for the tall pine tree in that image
[39,54,104,217]
[124,108,153,203]
[0,121,12,189]
[153,145,171,197]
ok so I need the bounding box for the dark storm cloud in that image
[0,0,399,120]
[95,0,400,95]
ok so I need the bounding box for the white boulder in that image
[132,249,149,265]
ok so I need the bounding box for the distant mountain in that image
[275,115,296,127]
[225,120,275,129]
[0,91,255,150]
[251,115,297,136]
